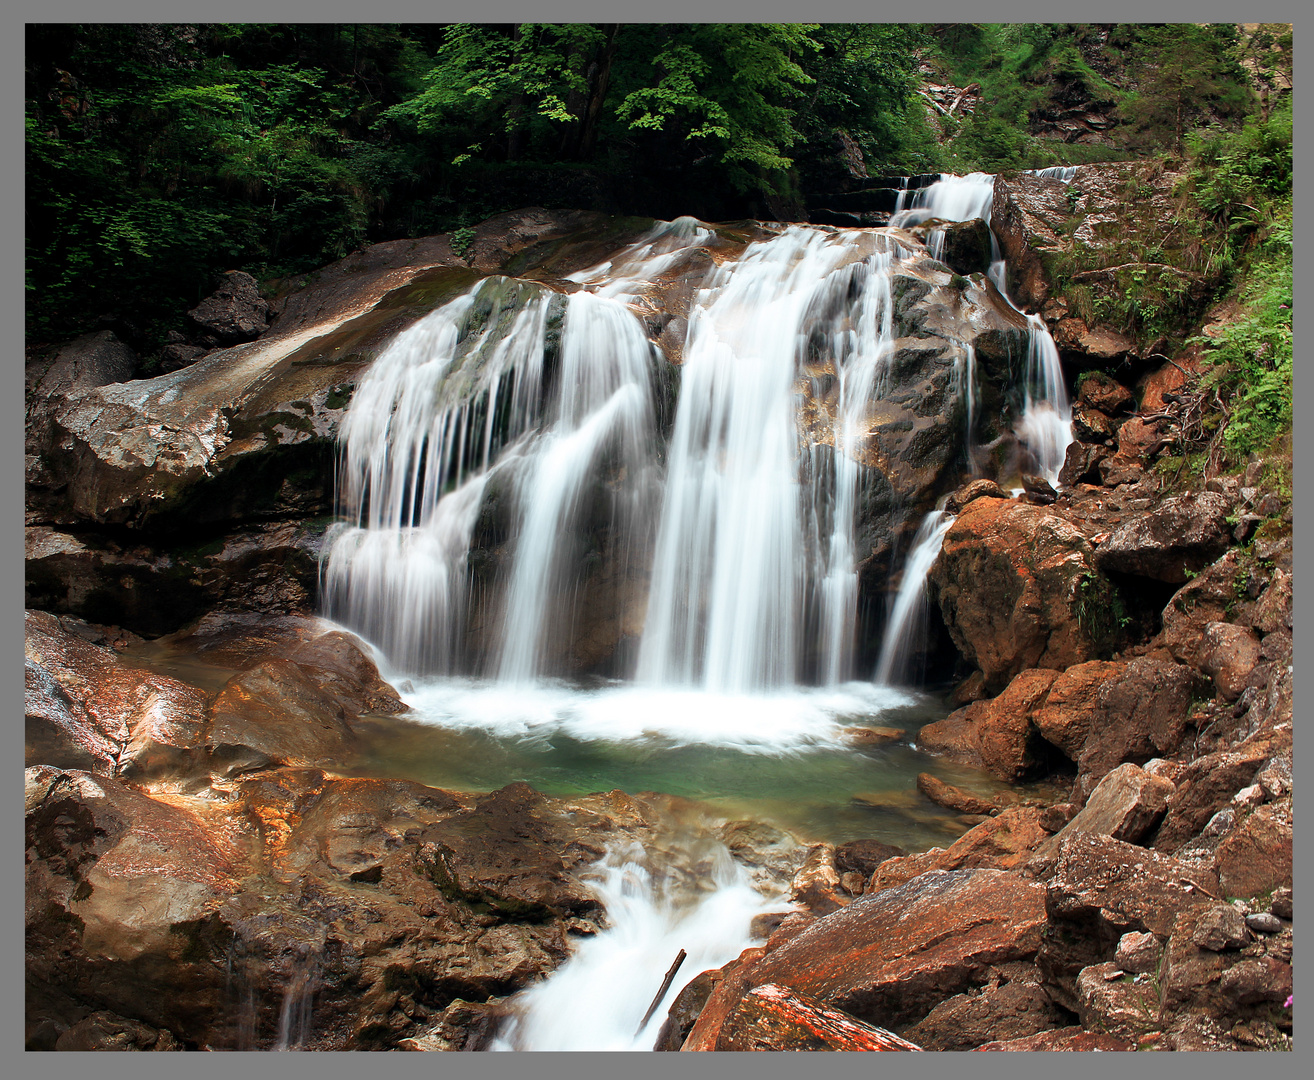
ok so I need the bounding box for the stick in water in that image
[635,948,687,1037]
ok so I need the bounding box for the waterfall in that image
[491,841,784,1051]
[496,291,658,683]
[890,171,1073,483]
[873,511,954,686]
[1028,164,1078,183]
[635,228,910,691]
[325,221,710,679]
[327,190,1073,692]
[1017,313,1074,485]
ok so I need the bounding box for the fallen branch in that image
[948,83,981,115]
[636,948,687,1036]
[918,91,951,117]
[1070,262,1201,283]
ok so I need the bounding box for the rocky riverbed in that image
[25,167,1294,1051]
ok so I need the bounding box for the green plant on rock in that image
[1074,570,1130,658]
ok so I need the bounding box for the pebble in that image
[1245,912,1282,934]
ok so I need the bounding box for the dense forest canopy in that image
[26,22,1290,364]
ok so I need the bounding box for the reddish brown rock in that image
[928,498,1102,692]
[25,609,209,778]
[1037,763,1174,861]
[915,773,998,816]
[943,479,1007,514]
[1219,957,1293,1007]
[1213,799,1293,900]
[1251,568,1292,634]
[1198,621,1261,701]
[833,839,905,879]
[1045,835,1220,939]
[1138,353,1199,412]
[975,1025,1134,1051]
[1158,551,1241,666]
[712,984,922,1052]
[283,630,407,717]
[1074,962,1162,1039]
[1057,442,1112,487]
[1032,659,1125,763]
[790,844,848,915]
[683,867,1047,1047]
[949,669,988,706]
[901,967,1066,1051]
[1076,372,1135,415]
[917,668,1060,781]
[870,807,1050,892]
[208,659,359,776]
[1158,901,1243,1016]
[1152,740,1274,853]
[989,172,1068,309]
[1070,402,1119,444]
[1093,491,1233,584]
[1073,657,1197,801]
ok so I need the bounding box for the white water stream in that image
[874,510,955,687]
[492,841,785,1051]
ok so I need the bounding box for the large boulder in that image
[24,609,208,778]
[1072,658,1198,801]
[1031,659,1125,763]
[1036,763,1174,860]
[916,668,1060,780]
[902,965,1068,1051]
[869,807,1050,891]
[26,330,137,404]
[187,271,271,344]
[26,211,631,532]
[25,521,326,638]
[1093,491,1233,584]
[928,497,1104,691]
[682,868,1048,1047]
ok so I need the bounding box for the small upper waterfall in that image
[891,172,1073,484]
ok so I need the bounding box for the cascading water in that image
[492,841,784,1051]
[891,172,1073,484]
[318,194,1080,1051]
[874,510,955,687]
[637,228,912,691]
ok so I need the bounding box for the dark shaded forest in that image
[26,22,1290,371]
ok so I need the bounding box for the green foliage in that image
[1117,24,1252,152]
[449,227,476,259]
[1193,224,1292,458]
[1179,95,1292,461]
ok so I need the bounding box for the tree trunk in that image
[576,24,621,161]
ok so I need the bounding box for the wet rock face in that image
[25,609,209,778]
[25,763,675,1051]
[917,668,1060,781]
[928,497,1103,692]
